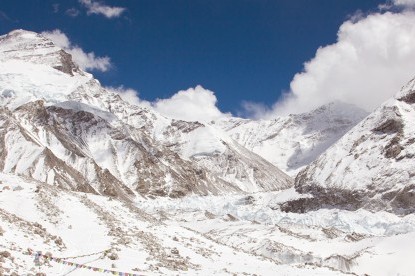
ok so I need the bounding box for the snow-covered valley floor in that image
[1,173,415,275]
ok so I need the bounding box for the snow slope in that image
[285,76,415,214]
[1,28,415,275]
[0,29,78,75]
[2,173,415,275]
[215,102,367,176]
[0,173,343,275]
[0,29,292,197]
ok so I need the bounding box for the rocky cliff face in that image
[2,100,239,199]
[65,79,293,193]
[282,77,415,214]
[0,29,292,199]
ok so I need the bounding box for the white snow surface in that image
[214,102,367,176]
[0,29,292,195]
[1,174,415,275]
[294,76,415,212]
[0,60,91,109]
[1,29,414,275]
[0,30,62,66]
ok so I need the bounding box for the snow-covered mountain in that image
[0,29,292,198]
[283,77,415,214]
[215,102,367,176]
[1,29,415,275]
[0,29,79,77]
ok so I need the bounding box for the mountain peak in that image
[397,76,415,104]
[0,29,79,75]
[292,101,367,121]
[6,29,39,38]
[283,75,415,214]
[0,29,55,53]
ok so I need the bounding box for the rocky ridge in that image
[282,77,415,214]
[0,29,292,199]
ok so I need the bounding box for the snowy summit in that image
[0,16,414,276]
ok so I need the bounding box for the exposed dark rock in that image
[97,167,135,200]
[383,135,403,159]
[224,214,238,221]
[406,138,415,145]
[397,90,415,104]
[169,120,203,133]
[237,195,255,205]
[322,227,344,239]
[372,118,403,134]
[108,252,119,260]
[0,251,11,258]
[281,186,366,213]
[386,185,415,214]
[204,211,216,219]
[53,50,79,76]
[384,144,402,159]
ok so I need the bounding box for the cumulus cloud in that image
[152,86,230,122]
[108,85,229,122]
[41,29,111,72]
[380,0,415,10]
[393,0,415,8]
[239,101,271,120]
[254,10,415,117]
[79,0,125,18]
[106,86,151,108]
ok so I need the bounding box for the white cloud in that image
[239,101,271,120]
[79,0,125,18]
[106,86,151,108]
[259,10,415,117]
[41,29,111,72]
[393,0,415,8]
[153,86,230,122]
[107,85,229,122]
[42,29,70,48]
[380,0,415,10]
[42,31,227,122]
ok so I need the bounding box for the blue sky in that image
[1,0,415,120]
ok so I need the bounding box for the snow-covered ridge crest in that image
[0,29,80,76]
[396,76,415,104]
[215,101,368,176]
[1,29,415,276]
[0,29,94,109]
[0,29,293,198]
[283,76,415,214]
